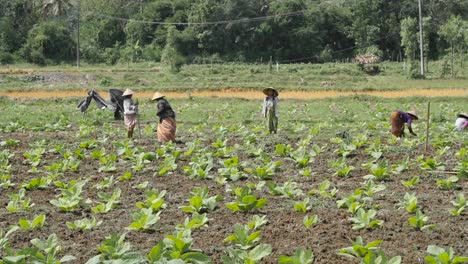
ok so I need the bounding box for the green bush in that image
[0,52,14,64]
[20,21,75,65]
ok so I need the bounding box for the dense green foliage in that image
[0,0,467,66]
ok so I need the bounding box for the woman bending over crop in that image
[455,113,468,131]
[390,110,418,137]
[262,87,279,134]
[152,92,176,143]
[122,89,137,138]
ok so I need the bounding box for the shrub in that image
[0,52,14,64]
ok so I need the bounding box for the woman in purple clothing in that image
[390,110,418,137]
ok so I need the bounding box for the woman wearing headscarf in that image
[455,113,468,131]
[390,110,418,137]
[122,89,137,138]
[262,87,279,134]
[152,92,176,142]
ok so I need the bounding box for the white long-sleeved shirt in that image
[455,117,468,130]
[262,96,278,117]
[123,98,136,115]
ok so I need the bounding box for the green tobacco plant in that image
[147,229,212,263]
[425,245,468,264]
[176,212,209,230]
[98,154,117,172]
[20,175,54,190]
[401,176,420,189]
[364,161,390,181]
[23,147,45,167]
[436,176,460,190]
[6,188,35,213]
[303,215,319,228]
[338,236,382,258]
[398,193,418,213]
[245,161,281,180]
[218,156,247,182]
[49,180,87,212]
[86,233,144,263]
[294,198,312,213]
[266,180,303,198]
[0,173,14,189]
[135,189,167,212]
[28,234,76,263]
[222,244,272,264]
[225,187,268,213]
[275,143,293,157]
[278,248,315,264]
[94,176,114,190]
[91,187,121,214]
[17,214,46,230]
[450,193,466,216]
[156,156,178,176]
[183,152,214,179]
[419,156,446,171]
[224,224,262,250]
[179,186,221,214]
[128,208,161,231]
[66,217,102,231]
[349,208,383,230]
[337,190,366,214]
[332,158,355,178]
[0,226,19,249]
[289,147,313,168]
[247,215,268,230]
[308,180,338,198]
[360,179,386,198]
[408,210,436,231]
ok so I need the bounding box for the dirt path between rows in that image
[0,88,467,99]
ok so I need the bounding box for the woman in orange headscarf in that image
[152,92,176,143]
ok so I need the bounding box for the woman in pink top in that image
[455,113,468,131]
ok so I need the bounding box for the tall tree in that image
[439,15,466,77]
[40,0,73,17]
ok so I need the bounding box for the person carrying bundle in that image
[262,87,279,134]
[152,92,176,143]
[122,89,137,138]
[455,113,468,131]
[390,110,418,137]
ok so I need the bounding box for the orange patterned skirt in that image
[157,117,176,143]
[390,111,405,137]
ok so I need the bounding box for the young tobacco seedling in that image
[87,233,144,263]
[135,189,167,212]
[303,215,319,228]
[247,215,268,230]
[225,187,268,213]
[294,198,312,213]
[308,180,338,198]
[278,248,315,264]
[222,244,272,264]
[6,188,35,213]
[349,208,383,230]
[179,186,221,213]
[397,193,418,213]
[66,217,102,231]
[408,210,436,231]
[0,226,19,249]
[91,187,121,214]
[128,208,161,231]
[17,214,46,230]
[338,236,382,258]
[224,223,262,250]
[336,190,365,214]
[266,180,303,198]
[176,212,209,230]
[436,176,460,190]
[29,233,76,263]
[424,245,468,264]
[401,176,420,189]
[450,193,466,216]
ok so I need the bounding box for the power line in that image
[91,10,310,26]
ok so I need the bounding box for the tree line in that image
[0,0,466,69]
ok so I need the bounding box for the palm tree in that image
[40,0,73,17]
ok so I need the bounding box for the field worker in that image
[122,89,137,138]
[152,92,176,143]
[455,113,468,130]
[262,87,279,134]
[390,110,418,137]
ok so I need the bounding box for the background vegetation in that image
[0,0,467,73]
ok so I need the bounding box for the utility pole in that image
[76,0,80,68]
[418,0,424,76]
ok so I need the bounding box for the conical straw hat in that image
[407,110,418,120]
[122,88,135,96]
[457,113,468,119]
[152,92,165,101]
[262,87,279,97]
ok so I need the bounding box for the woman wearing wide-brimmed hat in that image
[262,87,279,134]
[455,113,468,131]
[152,92,176,142]
[122,89,137,138]
[390,109,418,137]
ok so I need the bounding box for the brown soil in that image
[1,88,467,100]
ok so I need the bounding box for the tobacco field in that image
[0,97,467,264]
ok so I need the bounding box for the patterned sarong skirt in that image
[390,111,404,137]
[266,108,278,133]
[157,117,176,143]
[124,114,137,130]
